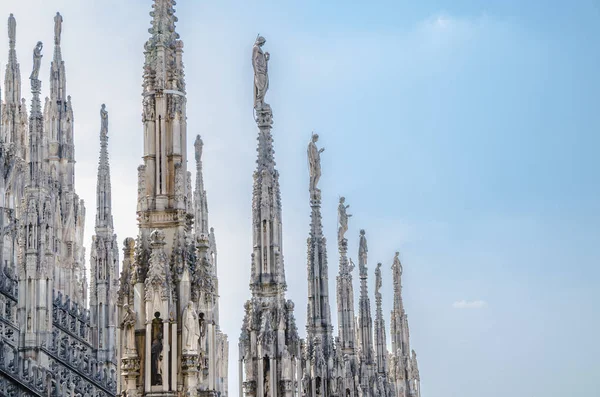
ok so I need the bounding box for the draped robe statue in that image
[121,304,136,354]
[252,36,270,110]
[358,229,368,275]
[307,133,325,193]
[182,302,200,354]
[30,42,43,80]
[100,104,108,132]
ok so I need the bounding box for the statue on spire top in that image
[338,196,351,244]
[100,104,108,132]
[8,14,16,45]
[307,133,325,194]
[54,12,63,45]
[252,35,270,111]
[30,42,43,80]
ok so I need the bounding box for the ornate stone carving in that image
[338,197,351,244]
[182,301,200,354]
[54,12,62,45]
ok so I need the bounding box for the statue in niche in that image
[121,304,136,354]
[263,359,270,397]
[100,104,108,132]
[358,229,368,274]
[30,41,43,80]
[198,312,206,339]
[252,35,270,110]
[307,133,325,193]
[338,197,351,243]
[54,12,62,45]
[8,14,16,44]
[151,332,163,385]
[182,302,200,354]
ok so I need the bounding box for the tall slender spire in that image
[389,252,421,397]
[357,229,374,365]
[28,41,44,187]
[336,196,357,354]
[194,135,209,236]
[3,13,27,152]
[248,36,286,294]
[89,104,119,383]
[374,263,388,375]
[305,132,334,357]
[95,104,113,230]
[240,36,299,397]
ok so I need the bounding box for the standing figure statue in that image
[30,42,43,80]
[252,35,270,110]
[8,14,16,45]
[150,333,163,385]
[182,302,200,354]
[54,12,63,45]
[100,104,108,131]
[392,252,402,283]
[338,197,351,243]
[121,304,136,354]
[358,229,368,275]
[307,133,325,193]
[375,263,382,295]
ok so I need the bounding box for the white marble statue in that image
[182,301,200,353]
[30,42,43,80]
[358,229,368,274]
[307,133,325,193]
[54,12,63,45]
[338,197,351,243]
[121,304,136,354]
[8,14,16,44]
[100,104,108,132]
[375,263,382,295]
[252,35,270,110]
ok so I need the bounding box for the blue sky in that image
[1,0,599,396]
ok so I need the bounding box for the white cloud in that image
[452,300,488,309]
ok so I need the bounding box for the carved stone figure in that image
[338,197,351,243]
[8,14,16,44]
[358,229,368,274]
[121,304,136,354]
[375,263,382,295]
[30,41,43,80]
[150,333,163,385]
[307,133,325,193]
[348,258,355,273]
[182,301,200,353]
[252,36,270,110]
[100,104,108,132]
[392,251,402,279]
[54,12,63,45]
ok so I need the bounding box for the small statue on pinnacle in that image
[30,42,43,80]
[252,35,270,111]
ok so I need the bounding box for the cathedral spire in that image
[3,13,27,154]
[305,132,333,355]
[374,263,388,375]
[336,196,357,353]
[28,41,44,187]
[357,230,375,365]
[194,135,209,237]
[95,104,113,230]
[248,35,287,294]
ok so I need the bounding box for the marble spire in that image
[304,132,335,397]
[389,252,421,397]
[357,230,374,366]
[95,104,113,230]
[239,36,299,397]
[194,135,209,237]
[374,263,387,375]
[3,13,27,154]
[89,104,119,384]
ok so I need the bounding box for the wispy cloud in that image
[452,300,488,309]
